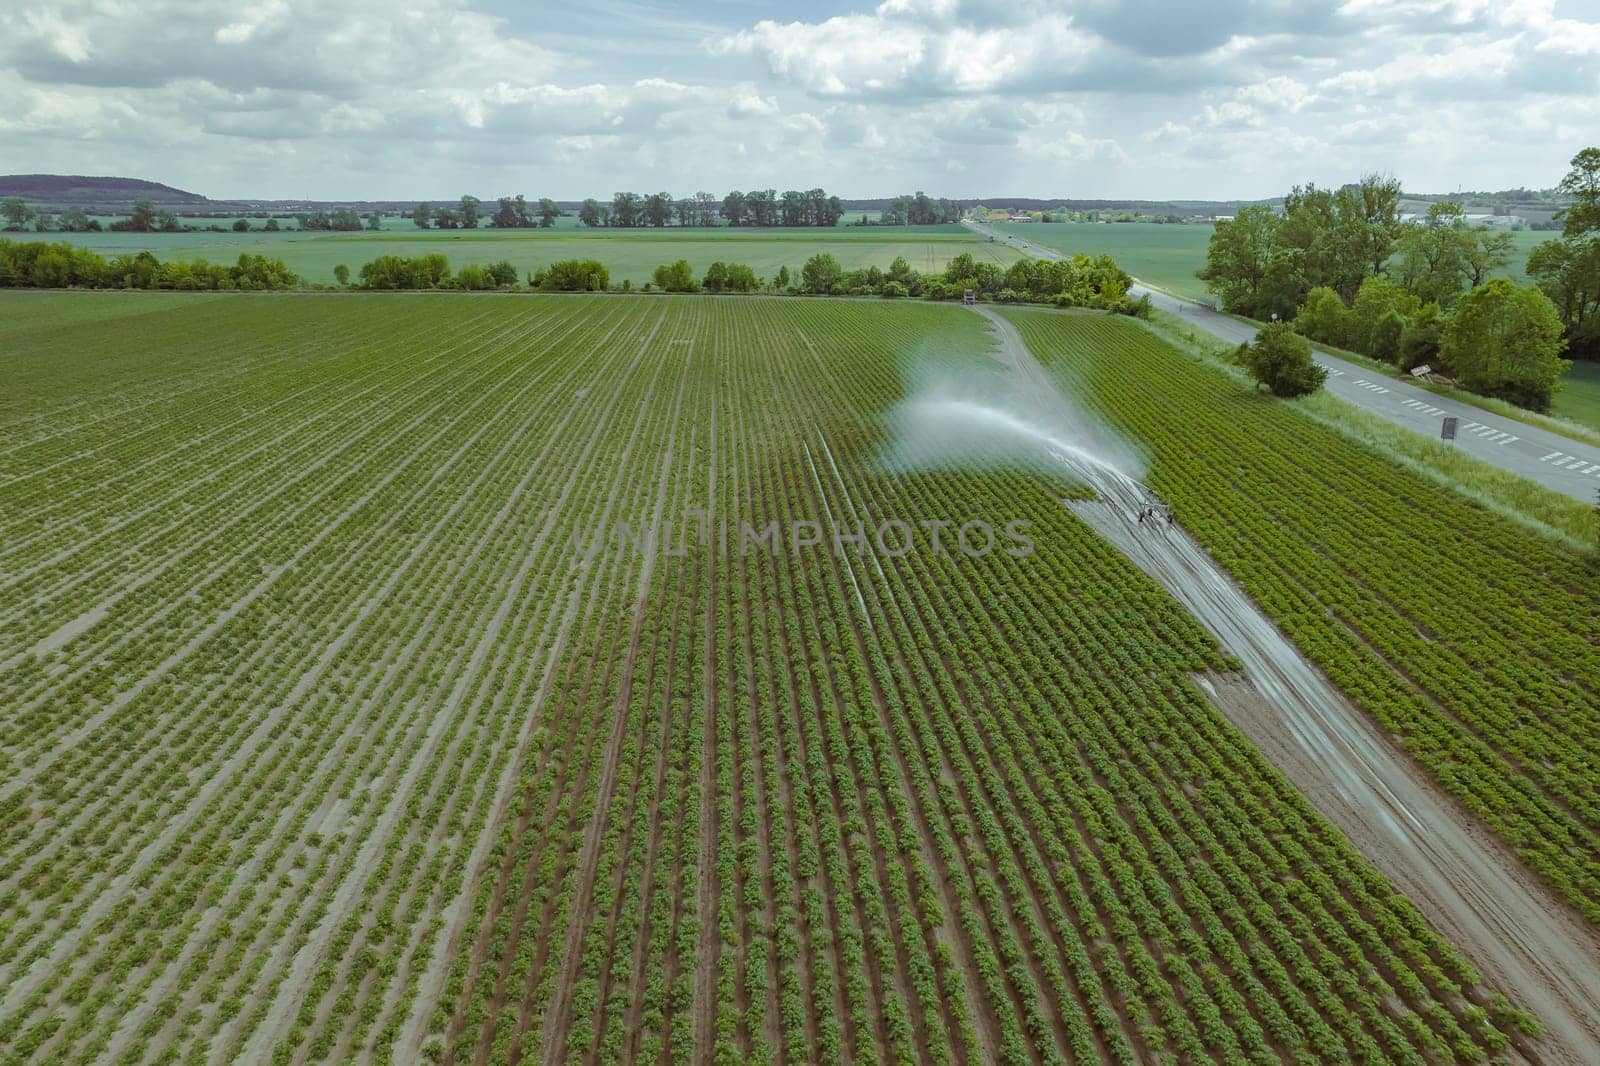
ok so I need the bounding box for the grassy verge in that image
[1143,306,1599,549]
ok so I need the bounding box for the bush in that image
[1398,303,1444,370]
[1240,322,1327,398]
[534,259,608,292]
[1369,308,1406,365]
[358,253,450,289]
[455,265,494,290]
[487,260,518,287]
[651,259,698,293]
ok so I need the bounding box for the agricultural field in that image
[0,289,1564,1064]
[44,225,1020,288]
[992,222,1554,303]
[1005,309,1600,925]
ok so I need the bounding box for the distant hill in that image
[0,174,214,211]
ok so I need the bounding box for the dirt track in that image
[978,305,1600,1065]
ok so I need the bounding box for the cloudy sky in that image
[2,0,1597,201]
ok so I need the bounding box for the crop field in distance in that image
[44,224,1023,288]
[6,289,1584,1065]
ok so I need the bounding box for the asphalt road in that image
[968,220,1600,502]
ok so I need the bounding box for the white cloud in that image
[0,0,1595,200]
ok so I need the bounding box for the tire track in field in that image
[328,305,663,1062]
[394,308,671,1062]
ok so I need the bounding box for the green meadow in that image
[50,221,1022,287]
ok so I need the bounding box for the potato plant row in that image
[0,293,1533,1064]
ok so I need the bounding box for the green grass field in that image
[3,289,1573,1063]
[48,223,1021,287]
[994,221,1555,302]
[991,222,1218,301]
[1554,359,1600,431]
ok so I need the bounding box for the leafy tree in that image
[365,212,382,231]
[1462,227,1514,288]
[644,193,673,228]
[411,202,432,229]
[1557,146,1600,238]
[491,195,524,227]
[1353,172,1403,276]
[333,263,350,286]
[108,198,157,233]
[1293,286,1353,349]
[1395,202,1470,306]
[1238,322,1327,397]
[1197,205,1278,314]
[651,259,697,292]
[801,253,842,294]
[3,196,33,230]
[263,217,280,232]
[725,263,758,292]
[1528,147,1600,359]
[538,198,560,227]
[702,261,729,292]
[233,218,250,232]
[578,199,608,228]
[459,195,481,229]
[721,190,746,227]
[1349,274,1420,354]
[610,192,642,227]
[774,265,790,291]
[747,189,777,227]
[1442,278,1569,410]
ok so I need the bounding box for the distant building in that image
[1007,213,1034,223]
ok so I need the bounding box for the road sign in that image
[1441,416,1458,441]
[1410,364,1432,378]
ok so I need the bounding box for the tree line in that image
[1197,160,1593,411]
[578,189,848,228]
[410,195,561,230]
